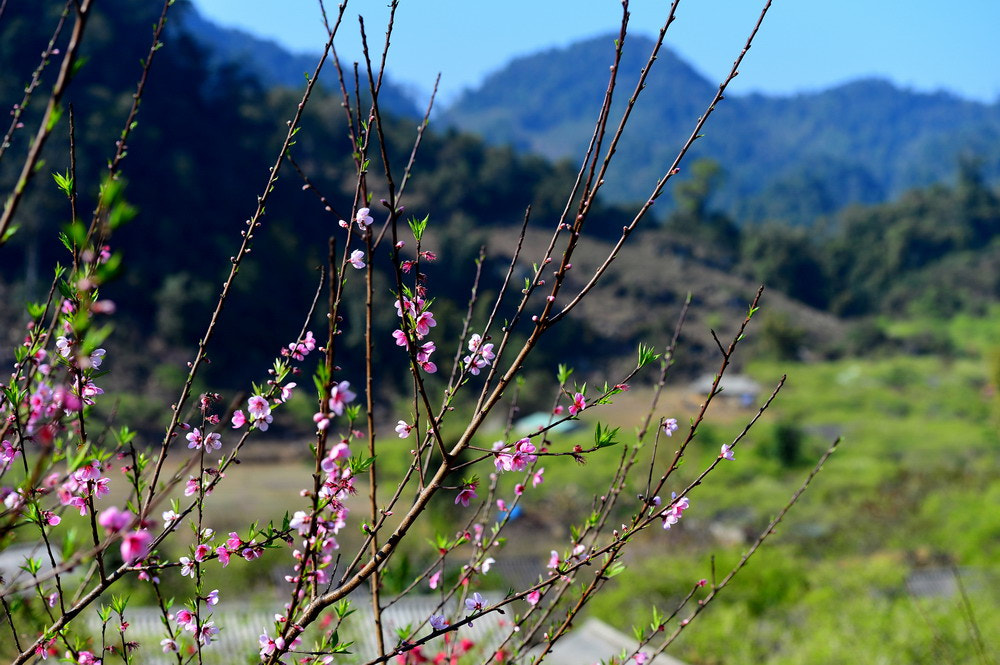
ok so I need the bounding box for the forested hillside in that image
[444,34,1000,225]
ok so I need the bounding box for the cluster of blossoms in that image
[57,460,110,515]
[167,599,220,647]
[493,438,538,473]
[462,334,495,376]
[284,437,357,592]
[392,295,438,373]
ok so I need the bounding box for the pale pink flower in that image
[355,207,374,228]
[178,556,195,578]
[278,382,296,403]
[720,444,735,461]
[328,381,356,415]
[197,621,219,645]
[395,420,412,438]
[206,589,219,606]
[465,592,486,613]
[429,614,448,631]
[349,249,365,270]
[662,418,679,436]
[160,638,178,653]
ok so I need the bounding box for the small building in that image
[689,374,761,407]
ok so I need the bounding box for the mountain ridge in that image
[441,33,1000,224]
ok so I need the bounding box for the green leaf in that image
[594,423,621,449]
[408,215,429,242]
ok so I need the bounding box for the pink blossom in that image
[392,329,408,347]
[278,382,296,403]
[206,589,219,606]
[569,392,586,416]
[0,440,18,465]
[455,484,478,507]
[429,614,448,631]
[532,467,545,488]
[414,311,436,337]
[547,550,561,570]
[328,381,356,415]
[661,493,690,530]
[40,511,60,526]
[395,420,412,438]
[120,530,152,563]
[194,544,212,561]
[216,546,231,567]
[463,334,496,375]
[179,556,195,578]
[231,409,246,428]
[429,570,441,589]
[633,653,648,665]
[355,207,374,228]
[720,444,735,461]
[98,506,133,533]
[259,633,285,657]
[465,592,486,613]
[662,418,678,436]
[160,638,178,653]
[197,621,219,645]
[526,590,541,605]
[186,428,221,452]
[247,395,273,431]
[349,249,366,270]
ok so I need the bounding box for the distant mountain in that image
[173,2,421,119]
[443,34,1000,224]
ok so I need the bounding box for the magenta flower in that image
[455,483,478,507]
[98,506,133,533]
[231,409,246,428]
[526,590,541,605]
[532,467,545,488]
[429,570,441,589]
[120,529,152,563]
[569,392,586,416]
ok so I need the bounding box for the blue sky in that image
[191,0,1000,105]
